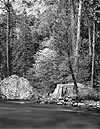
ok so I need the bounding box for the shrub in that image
[77,88,100,101]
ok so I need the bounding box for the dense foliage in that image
[0,0,100,94]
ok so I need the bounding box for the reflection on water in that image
[0,101,100,129]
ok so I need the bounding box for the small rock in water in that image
[73,102,78,106]
[40,101,45,104]
[78,103,85,107]
[57,102,63,105]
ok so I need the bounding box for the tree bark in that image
[75,0,82,75]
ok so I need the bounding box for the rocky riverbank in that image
[0,75,100,109]
[1,92,100,109]
[38,95,100,109]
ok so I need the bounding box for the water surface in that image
[0,100,100,129]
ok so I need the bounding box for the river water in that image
[0,100,100,129]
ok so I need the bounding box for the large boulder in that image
[50,83,86,99]
[0,75,33,100]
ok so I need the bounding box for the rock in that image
[0,75,33,100]
[40,101,45,104]
[50,84,63,99]
[50,83,85,99]
[77,103,85,107]
[73,102,78,106]
[57,101,63,105]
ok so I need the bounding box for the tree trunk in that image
[75,0,82,75]
[91,21,95,89]
[67,51,78,95]
[6,0,11,76]
[89,26,92,56]
[70,0,75,56]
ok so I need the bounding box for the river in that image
[0,100,100,129]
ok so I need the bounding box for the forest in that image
[0,0,100,102]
